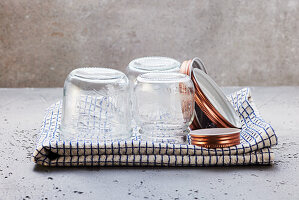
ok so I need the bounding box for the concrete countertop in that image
[0,87,298,200]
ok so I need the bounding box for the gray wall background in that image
[0,0,298,87]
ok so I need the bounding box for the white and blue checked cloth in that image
[32,88,277,166]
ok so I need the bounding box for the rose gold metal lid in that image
[191,69,241,129]
[180,60,192,76]
[190,128,241,148]
[181,58,241,130]
[190,128,240,137]
[180,58,207,77]
[190,141,240,148]
[180,58,207,130]
[190,57,207,74]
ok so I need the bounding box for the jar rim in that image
[137,72,191,83]
[128,57,180,72]
[70,67,126,81]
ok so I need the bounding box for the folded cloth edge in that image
[34,148,274,167]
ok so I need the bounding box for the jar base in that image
[139,126,189,144]
[140,135,188,144]
[59,127,132,142]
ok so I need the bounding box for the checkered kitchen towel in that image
[32,88,277,166]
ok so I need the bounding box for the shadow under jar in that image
[133,73,195,144]
[60,68,131,142]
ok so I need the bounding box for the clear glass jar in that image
[127,57,181,127]
[132,72,195,144]
[60,68,131,141]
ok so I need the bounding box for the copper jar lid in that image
[190,128,241,148]
[180,58,241,130]
[180,58,208,129]
[180,57,207,77]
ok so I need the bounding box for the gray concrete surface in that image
[0,87,298,199]
[0,1,299,87]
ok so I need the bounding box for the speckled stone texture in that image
[0,0,298,87]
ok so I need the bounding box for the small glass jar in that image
[132,72,195,144]
[60,68,131,141]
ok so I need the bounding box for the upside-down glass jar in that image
[132,72,195,144]
[127,57,181,128]
[60,68,131,141]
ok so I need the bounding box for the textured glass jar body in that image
[60,68,131,141]
[133,73,195,144]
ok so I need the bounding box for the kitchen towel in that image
[32,88,277,166]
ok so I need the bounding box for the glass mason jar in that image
[127,57,181,127]
[132,72,195,144]
[60,68,131,141]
